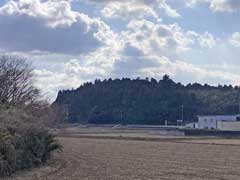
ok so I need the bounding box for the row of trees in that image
[54,76,240,125]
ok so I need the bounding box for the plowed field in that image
[6,136,240,180]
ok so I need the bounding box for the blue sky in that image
[1,0,240,100]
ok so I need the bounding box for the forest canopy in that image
[54,75,240,125]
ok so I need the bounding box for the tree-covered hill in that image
[53,75,240,125]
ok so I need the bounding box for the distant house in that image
[198,115,240,130]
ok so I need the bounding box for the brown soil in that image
[5,136,240,180]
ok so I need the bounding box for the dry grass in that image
[5,135,240,180]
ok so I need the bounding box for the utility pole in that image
[63,103,69,134]
[238,101,240,115]
[237,92,240,115]
[120,109,123,126]
[181,105,184,126]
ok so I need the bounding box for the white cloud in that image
[210,0,240,12]
[186,0,209,7]
[158,0,180,18]
[0,0,77,28]
[32,45,122,100]
[138,55,240,85]
[186,31,216,49]
[198,32,216,48]
[91,0,180,19]
[101,1,159,20]
[230,32,240,47]
[0,0,117,54]
[186,0,240,12]
[121,19,194,58]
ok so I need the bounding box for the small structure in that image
[185,122,198,129]
[198,115,240,130]
[177,119,183,126]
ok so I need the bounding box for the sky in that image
[1,0,240,101]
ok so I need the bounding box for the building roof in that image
[197,114,240,118]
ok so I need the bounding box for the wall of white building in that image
[217,121,240,131]
[198,115,239,130]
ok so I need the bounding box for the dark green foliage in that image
[0,128,61,177]
[0,131,16,177]
[0,107,61,177]
[54,75,240,125]
[15,128,61,170]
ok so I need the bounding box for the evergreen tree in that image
[53,75,240,125]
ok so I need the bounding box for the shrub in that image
[15,128,61,170]
[0,107,61,177]
[0,127,61,177]
[0,131,16,177]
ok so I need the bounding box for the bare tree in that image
[0,56,39,106]
[0,55,62,128]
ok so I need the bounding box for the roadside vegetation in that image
[0,56,61,177]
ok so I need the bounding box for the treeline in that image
[54,75,240,125]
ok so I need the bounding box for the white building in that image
[198,115,240,130]
[217,121,240,131]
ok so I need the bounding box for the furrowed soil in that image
[6,135,240,180]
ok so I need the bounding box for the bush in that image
[0,107,61,177]
[15,128,61,170]
[0,128,61,177]
[0,131,16,177]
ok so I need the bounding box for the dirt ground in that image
[6,136,240,180]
